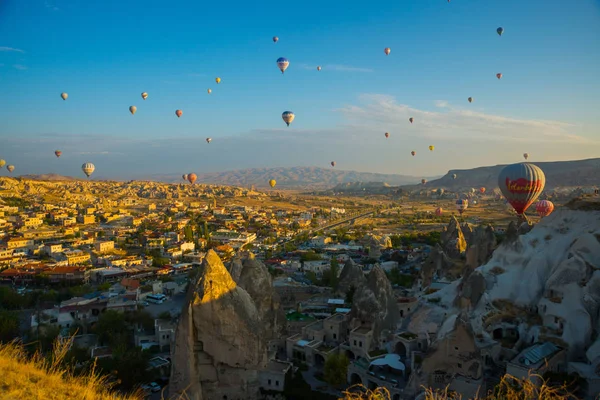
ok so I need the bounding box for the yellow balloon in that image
[429,145,434,151]
[269,179,276,188]
[215,77,221,84]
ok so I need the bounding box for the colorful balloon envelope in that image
[273,36,278,43]
[269,179,276,188]
[385,132,389,138]
[435,207,443,216]
[206,138,212,144]
[411,151,416,156]
[141,92,148,100]
[0,160,5,168]
[409,117,414,124]
[497,162,546,215]
[207,89,212,94]
[182,174,188,181]
[421,179,427,185]
[429,145,434,151]
[468,97,473,103]
[480,187,486,194]
[55,150,62,158]
[456,199,468,215]
[452,174,457,179]
[187,173,197,184]
[282,111,295,127]
[331,161,336,167]
[176,110,183,118]
[61,92,68,100]
[496,73,502,80]
[497,27,504,36]
[317,66,322,71]
[215,77,221,84]
[523,153,529,160]
[81,163,95,178]
[535,200,554,218]
[6,165,15,173]
[129,106,137,115]
[276,57,289,74]
[384,48,391,55]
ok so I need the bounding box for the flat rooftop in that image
[265,360,292,373]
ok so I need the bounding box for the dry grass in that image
[0,338,141,400]
[340,373,578,399]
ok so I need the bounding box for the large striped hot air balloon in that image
[498,163,545,216]
[277,57,289,74]
[82,163,95,178]
[535,200,554,218]
[456,199,468,215]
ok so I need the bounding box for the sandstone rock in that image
[421,243,455,286]
[465,225,497,269]
[336,258,367,295]
[351,266,399,347]
[440,216,468,258]
[169,250,269,400]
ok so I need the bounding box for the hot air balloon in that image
[384,48,391,55]
[0,160,5,168]
[269,179,276,188]
[535,200,554,218]
[282,111,295,127]
[129,106,137,115]
[523,153,529,160]
[273,36,279,43]
[497,27,504,36]
[141,92,148,100]
[470,188,476,194]
[479,187,486,194]
[456,199,468,215]
[496,73,502,80]
[409,117,414,124]
[207,89,212,94]
[498,162,546,217]
[276,57,289,74]
[176,110,183,118]
[206,138,212,144]
[411,151,416,156]
[468,97,473,103]
[429,145,434,151]
[385,132,389,138]
[55,150,62,158]
[81,163,95,178]
[452,173,457,179]
[421,179,427,185]
[6,165,15,173]
[216,77,221,84]
[331,161,336,167]
[182,174,188,181]
[317,66,322,71]
[61,93,68,100]
[187,173,197,185]
[435,207,443,216]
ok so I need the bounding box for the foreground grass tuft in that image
[0,339,141,400]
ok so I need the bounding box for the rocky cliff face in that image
[170,250,280,400]
[465,225,497,269]
[421,243,456,286]
[351,266,399,346]
[430,197,600,361]
[337,258,367,295]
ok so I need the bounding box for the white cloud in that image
[44,1,59,11]
[0,47,25,53]
[13,64,28,70]
[336,94,593,144]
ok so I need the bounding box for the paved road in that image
[143,293,186,319]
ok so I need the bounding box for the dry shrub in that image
[341,384,391,399]
[0,337,143,400]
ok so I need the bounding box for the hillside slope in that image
[420,158,600,190]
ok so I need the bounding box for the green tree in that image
[0,287,24,310]
[184,225,194,242]
[329,258,340,289]
[323,353,350,386]
[345,285,356,304]
[93,310,129,347]
[0,310,20,343]
[305,271,319,285]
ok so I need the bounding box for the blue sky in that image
[0,0,599,180]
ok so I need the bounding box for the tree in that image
[0,310,20,343]
[184,225,194,242]
[329,258,340,289]
[323,353,350,386]
[345,285,356,304]
[93,310,129,347]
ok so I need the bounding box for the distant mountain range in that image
[407,157,600,190]
[19,173,80,181]
[144,167,433,189]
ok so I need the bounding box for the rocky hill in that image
[409,157,600,191]
[146,166,425,189]
[19,173,81,181]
